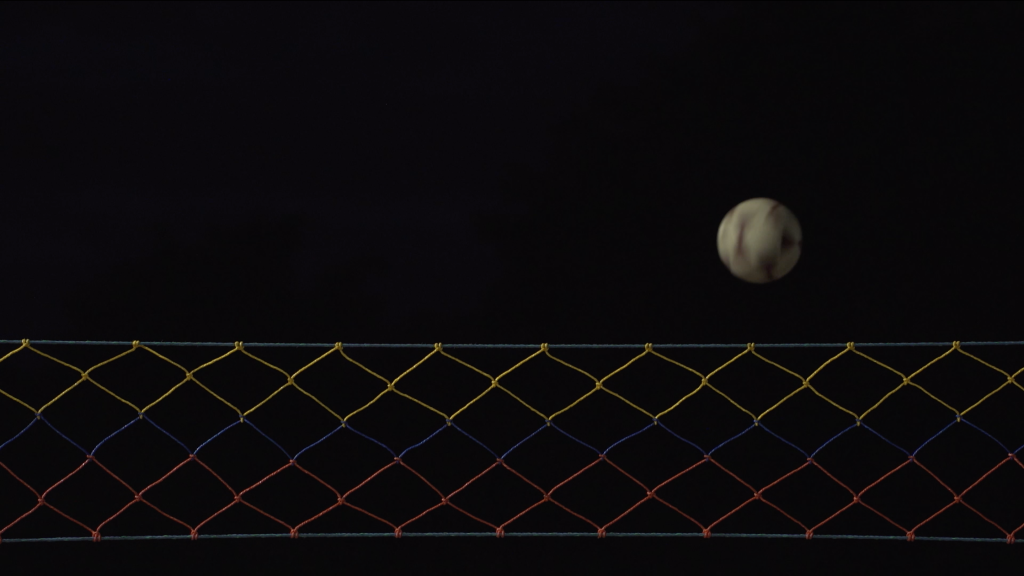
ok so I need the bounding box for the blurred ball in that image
[717,198,802,283]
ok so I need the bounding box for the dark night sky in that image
[3,1,1021,346]
[3,1,1024,572]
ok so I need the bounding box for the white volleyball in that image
[717,198,802,283]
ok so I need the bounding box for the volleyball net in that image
[0,339,1022,544]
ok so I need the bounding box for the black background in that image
[2,1,1024,573]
